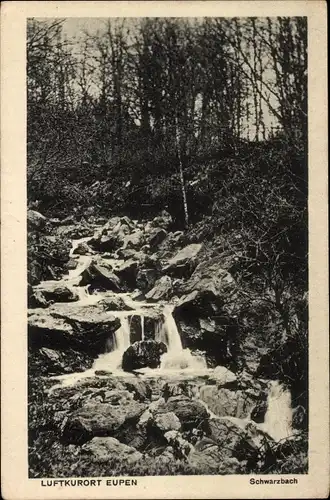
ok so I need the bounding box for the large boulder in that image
[208,366,237,386]
[88,234,120,253]
[152,412,181,433]
[198,386,258,419]
[116,248,145,262]
[98,293,134,312]
[87,219,131,252]
[173,295,240,368]
[81,437,142,464]
[28,347,94,375]
[163,243,203,278]
[145,276,173,302]
[155,395,209,431]
[79,260,122,292]
[113,260,138,290]
[28,309,74,351]
[182,256,237,303]
[28,308,120,356]
[61,400,146,444]
[122,340,167,372]
[32,283,79,303]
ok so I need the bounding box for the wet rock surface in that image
[33,284,80,303]
[122,340,168,372]
[28,307,120,356]
[79,260,122,292]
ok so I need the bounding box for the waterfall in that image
[73,285,91,302]
[261,380,293,442]
[163,305,184,351]
[93,317,131,372]
[114,317,131,352]
[156,305,207,371]
[94,305,207,374]
[141,316,145,341]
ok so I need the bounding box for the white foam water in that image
[155,305,207,372]
[141,316,145,341]
[260,380,293,442]
[36,236,93,297]
[93,316,131,372]
[49,301,210,391]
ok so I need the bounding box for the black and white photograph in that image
[1,2,328,498]
[26,15,309,479]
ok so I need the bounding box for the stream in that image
[36,232,294,444]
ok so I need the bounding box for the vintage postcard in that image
[1,1,328,499]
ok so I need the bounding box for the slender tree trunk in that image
[251,19,260,141]
[175,116,189,229]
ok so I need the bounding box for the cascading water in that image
[93,317,131,372]
[46,233,208,386]
[141,316,145,341]
[90,305,207,374]
[49,315,132,391]
[155,305,207,371]
[261,380,293,442]
[36,236,94,301]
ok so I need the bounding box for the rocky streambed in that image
[28,210,307,477]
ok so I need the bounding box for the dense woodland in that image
[27,17,308,475]
[27,17,307,217]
